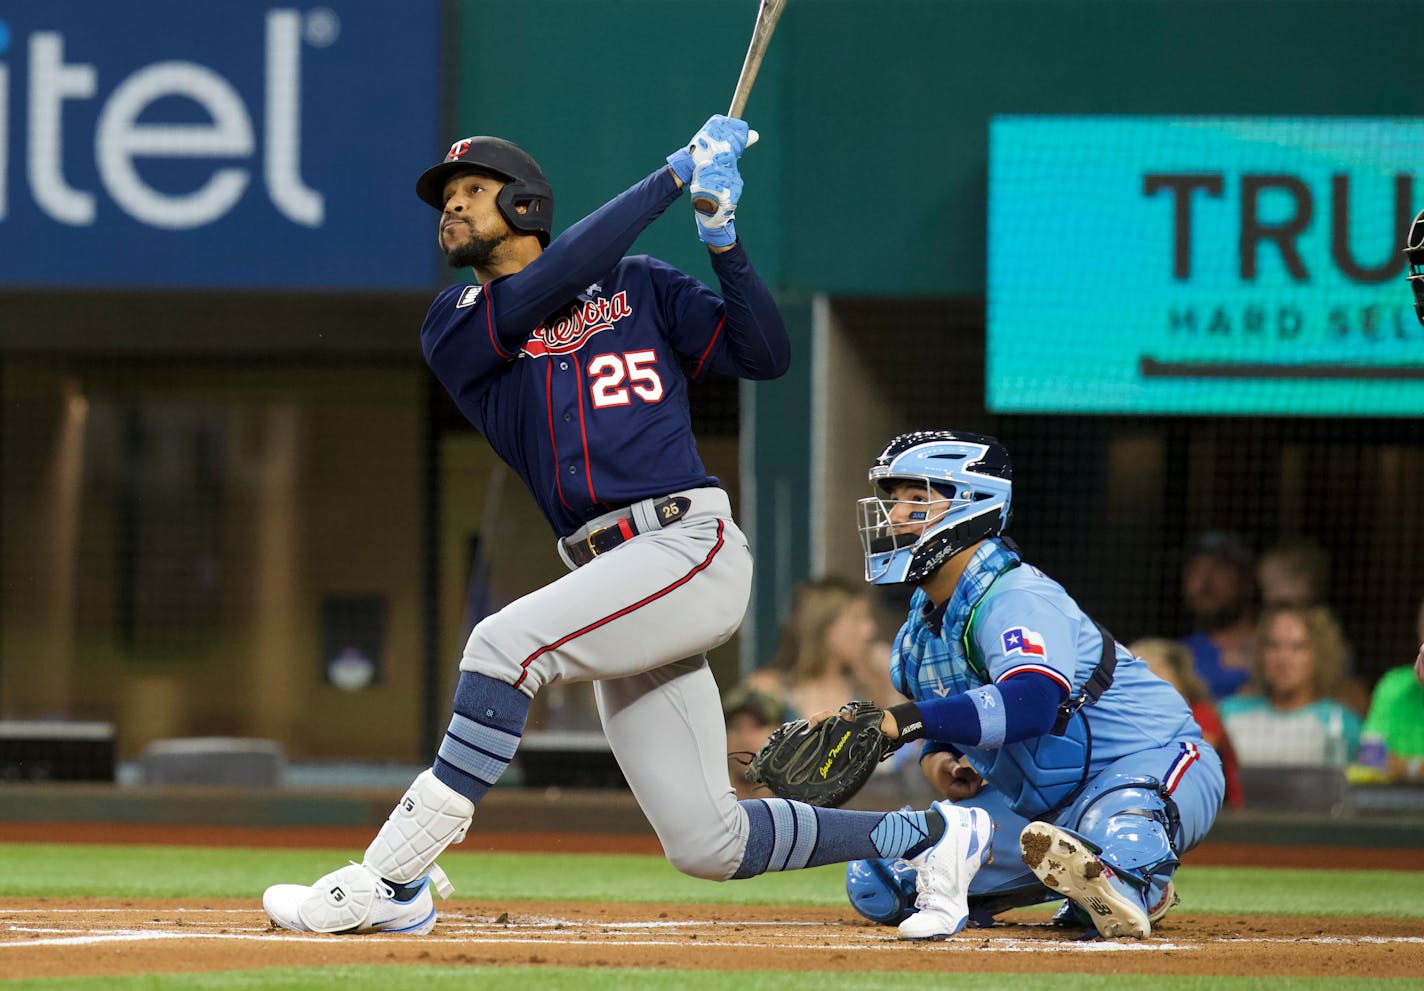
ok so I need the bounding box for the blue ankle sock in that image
[431,672,530,804]
[732,799,945,878]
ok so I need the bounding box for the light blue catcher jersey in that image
[891,551,1202,815]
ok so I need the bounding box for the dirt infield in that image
[3,899,1422,981]
[3,823,1422,981]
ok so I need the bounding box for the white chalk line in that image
[0,927,1192,952]
[3,917,1422,953]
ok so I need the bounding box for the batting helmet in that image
[857,430,1013,585]
[416,136,554,246]
[845,858,919,925]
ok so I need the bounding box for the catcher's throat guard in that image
[1405,208,1424,326]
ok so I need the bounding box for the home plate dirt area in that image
[3,899,1422,981]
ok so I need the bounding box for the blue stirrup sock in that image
[431,671,531,804]
[731,799,946,879]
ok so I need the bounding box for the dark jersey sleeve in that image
[654,242,790,381]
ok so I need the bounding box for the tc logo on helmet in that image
[446,138,473,161]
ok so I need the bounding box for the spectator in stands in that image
[1257,538,1367,715]
[721,683,792,800]
[1220,604,1362,767]
[1359,595,1424,783]
[1256,539,1329,609]
[745,576,896,717]
[1130,637,1243,809]
[1179,531,1257,701]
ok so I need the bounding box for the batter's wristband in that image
[887,701,927,745]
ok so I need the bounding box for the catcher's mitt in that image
[745,701,900,808]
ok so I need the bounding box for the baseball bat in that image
[691,0,788,215]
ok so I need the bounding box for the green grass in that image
[1,843,1421,918]
[3,843,1422,990]
[4,968,1423,991]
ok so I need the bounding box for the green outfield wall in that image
[453,0,1422,297]
[451,0,1424,672]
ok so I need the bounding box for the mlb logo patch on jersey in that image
[1001,626,1047,658]
[456,285,482,308]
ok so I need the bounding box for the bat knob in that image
[691,195,718,216]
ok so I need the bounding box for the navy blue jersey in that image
[422,167,789,536]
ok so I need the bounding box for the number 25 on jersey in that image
[588,350,664,408]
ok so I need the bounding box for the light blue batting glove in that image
[669,115,759,183]
[690,151,743,247]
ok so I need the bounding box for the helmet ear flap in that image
[495,182,553,246]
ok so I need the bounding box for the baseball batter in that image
[263,121,1008,938]
[843,430,1227,938]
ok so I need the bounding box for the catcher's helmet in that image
[857,430,1013,585]
[416,136,553,246]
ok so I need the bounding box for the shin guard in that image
[364,769,475,884]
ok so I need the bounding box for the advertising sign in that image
[0,1,439,289]
[988,117,1424,415]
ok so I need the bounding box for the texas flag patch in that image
[1001,626,1047,658]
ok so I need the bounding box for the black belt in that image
[562,496,693,568]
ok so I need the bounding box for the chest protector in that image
[969,613,1117,820]
[892,562,1119,820]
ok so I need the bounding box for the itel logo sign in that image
[0,8,334,230]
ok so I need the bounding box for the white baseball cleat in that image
[1019,822,1150,939]
[896,802,996,941]
[263,862,453,935]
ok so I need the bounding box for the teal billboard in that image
[988,117,1424,415]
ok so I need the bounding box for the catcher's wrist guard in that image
[886,701,927,744]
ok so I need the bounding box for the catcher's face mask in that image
[1406,208,1424,327]
[857,432,1013,586]
[858,480,953,578]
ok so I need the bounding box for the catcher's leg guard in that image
[1073,783,1180,920]
[846,858,919,925]
[365,768,476,884]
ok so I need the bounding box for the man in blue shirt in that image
[845,430,1226,938]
